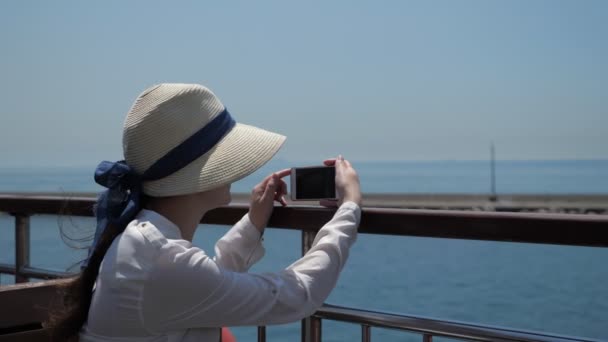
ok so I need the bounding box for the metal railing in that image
[1,193,607,342]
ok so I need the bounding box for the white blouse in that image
[79,202,361,341]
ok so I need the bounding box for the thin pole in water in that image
[490,142,497,201]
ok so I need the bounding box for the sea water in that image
[1,160,607,341]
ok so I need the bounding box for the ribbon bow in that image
[83,161,144,268]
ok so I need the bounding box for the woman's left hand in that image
[248,169,290,232]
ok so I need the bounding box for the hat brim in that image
[142,123,286,197]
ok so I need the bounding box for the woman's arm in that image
[213,213,265,272]
[140,202,360,331]
[212,168,290,272]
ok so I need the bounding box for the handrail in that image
[1,193,607,342]
[1,194,607,247]
[0,280,602,342]
[314,304,603,342]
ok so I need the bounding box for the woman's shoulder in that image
[123,211,211,265]
[129,209,188,247]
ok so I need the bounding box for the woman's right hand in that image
[320,155,362,208]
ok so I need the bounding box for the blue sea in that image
[1,160,607,341]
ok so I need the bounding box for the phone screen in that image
[294,166,336,200]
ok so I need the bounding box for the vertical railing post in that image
[301,230,316,342]
[15,214,31,283]
[310,316,322,342]
[423,333,433,342]
[361,324,371,342]
[257,326,266,342]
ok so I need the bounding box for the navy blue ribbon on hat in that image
[83,108,236,268]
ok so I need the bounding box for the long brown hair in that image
[45,216,132,341]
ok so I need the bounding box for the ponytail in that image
[45,220,126,341]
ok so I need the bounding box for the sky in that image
[0,0,606,167]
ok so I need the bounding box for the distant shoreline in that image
[2,192,607,214]
[2,158,608,169]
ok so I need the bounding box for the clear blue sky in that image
[1,1,606,167]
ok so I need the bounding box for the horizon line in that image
[2,157,608,169]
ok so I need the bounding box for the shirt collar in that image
[136,209,183,240]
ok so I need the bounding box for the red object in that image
[221,327,236,342]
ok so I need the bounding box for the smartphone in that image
[290,166,336,200]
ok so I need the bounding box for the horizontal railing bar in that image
[0,263,16,276]
[314,304,602,342]
[19,266,73,280]
[0,279,69,331]
[0,264,72,280]
[1,194,607,247]
[356,208,608,247]
[0,194,96,216]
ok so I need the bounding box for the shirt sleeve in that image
[213,213,265,272]
[140,201,361,331]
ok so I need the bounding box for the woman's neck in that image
[144,194,210,242]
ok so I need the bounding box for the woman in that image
[47,83,362,341]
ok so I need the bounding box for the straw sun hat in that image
[122,83,286,197]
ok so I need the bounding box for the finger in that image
[273,183,287,206]
[257,174,273,189]
[262,177,277,201]
[276,194,287,206]
[334,155,344,169]
[279,179,288,195]
[323,158,336,166]
[274,178,288,201]
[253,181,269,197]
[274,168,292,179]
[319,199,339,208]
[272,180,282,197]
